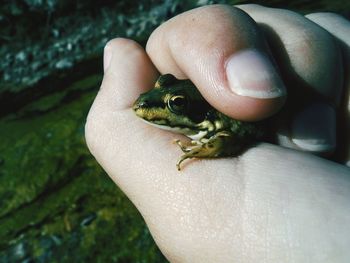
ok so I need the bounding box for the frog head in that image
[133,74,211,136]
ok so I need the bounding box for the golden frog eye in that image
[168,95,188,114]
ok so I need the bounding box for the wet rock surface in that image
[0,0,348,262]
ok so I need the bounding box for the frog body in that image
[133,74,263,170]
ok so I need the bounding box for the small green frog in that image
[133,74,264,170]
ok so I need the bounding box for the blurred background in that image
[0,0,349,262]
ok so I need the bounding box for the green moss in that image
[0,76,166,262]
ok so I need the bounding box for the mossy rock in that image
[0,75,166,262]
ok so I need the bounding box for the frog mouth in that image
[132,107,144,118]
[132,103,151,119]
[142,117,170,127]
[140,118,195,135]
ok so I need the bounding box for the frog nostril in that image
[133,100,148,110]
[138,101,148,108]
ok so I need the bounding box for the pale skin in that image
[85,4,350,263]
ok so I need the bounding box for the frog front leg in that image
[175,131,232,170]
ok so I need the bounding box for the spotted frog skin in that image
[133,74,264,170]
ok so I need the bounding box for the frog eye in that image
[168,95,188,114]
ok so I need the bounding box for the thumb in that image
[146,5,286,121]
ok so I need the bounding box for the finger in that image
[306,13,350,51]
[100,38,158,110]
[146,5,286,121]
[85,38,158,162]
[305,13,350,165]
[237,4,343,105]
[237,4,343,155]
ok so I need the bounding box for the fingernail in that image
[291,103,336,153]
[226,49,286,99]
[103,45,113,72]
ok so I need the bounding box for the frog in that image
[133,74,264,171]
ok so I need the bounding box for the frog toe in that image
[174,139,193,153]
[176,152,196,171]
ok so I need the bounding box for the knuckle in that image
[294,26,335,56]
[306,12,344,21]
[235,3,263,10]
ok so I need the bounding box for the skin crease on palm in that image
[85,4,350,263]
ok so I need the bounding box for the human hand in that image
[86,4,350,262]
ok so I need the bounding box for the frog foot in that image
[175,131,233,171]
[175,141,216,171]
[174,139,205,170]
